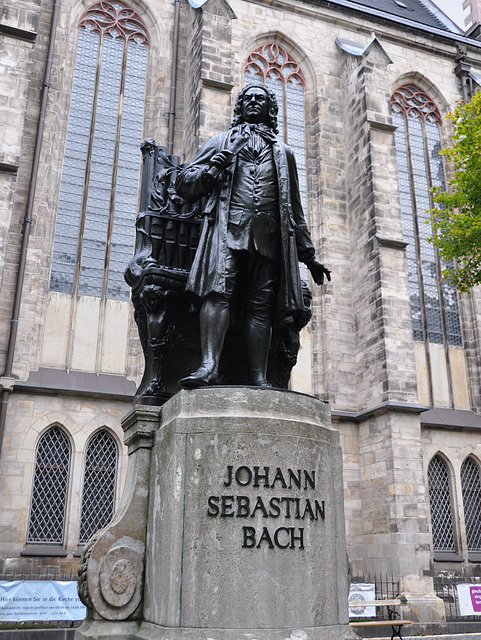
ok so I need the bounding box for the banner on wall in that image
[457,583,481,616]
[348,583,376,618]
[0,581,86,621]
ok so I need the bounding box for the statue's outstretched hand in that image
[307,258,331,286]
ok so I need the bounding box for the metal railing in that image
[350,573,401,621]
[433,574,481,621]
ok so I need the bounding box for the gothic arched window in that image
[244,43,307,207]
[50,1,150,301]
[391,85,462,348]
[78,430,118,544]
[427,454,456,553]
[27,427,71,544]
[461,456,481,552]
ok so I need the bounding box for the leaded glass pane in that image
[107,40,147,300]
[79,34,124,297]
[444,294,463,346]
[461,457,481,551]
[245,68,262,84]
[27,427,71,544]
[265,74,285,141]
[50,29,99,293]
[407,117,443,343]
[286,82,307,209]
[78,430,118,544]
[428,455,455,552]
[392,112,424,341]
[426,121,463,347]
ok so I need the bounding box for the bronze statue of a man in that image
[175,83,330,388]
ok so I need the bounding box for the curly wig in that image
[231,83,279,133]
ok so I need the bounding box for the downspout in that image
[0,0,60,458]
[167,0,181,155]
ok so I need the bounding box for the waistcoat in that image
[227,143,280,262]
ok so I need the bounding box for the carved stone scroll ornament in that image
[77,408,158,620]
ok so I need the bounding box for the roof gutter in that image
[0,0,60,459]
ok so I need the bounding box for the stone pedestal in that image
[75,388,355,640]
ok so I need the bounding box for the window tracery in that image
[244,43,306,88]
[79,1,150,43]
[391,84,442,124]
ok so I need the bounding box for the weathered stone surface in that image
[145,389,346,629]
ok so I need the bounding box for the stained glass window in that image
[391,85,462,347]
[427,454,456,552]
[461,457,481,552]
[27,427,71,544]
[78,430,118,544]
[50,1,150,301]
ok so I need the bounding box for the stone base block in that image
[76,619,356,640]
[401,592,446,623]
[143,389,350,630]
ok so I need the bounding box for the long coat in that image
[176,129,316,322]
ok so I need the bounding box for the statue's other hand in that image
[307,258,331,286]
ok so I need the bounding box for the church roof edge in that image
[305,0,481,49]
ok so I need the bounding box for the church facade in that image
[2,0,481,626]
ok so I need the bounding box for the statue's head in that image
[232,83,279,132]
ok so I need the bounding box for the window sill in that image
[73,545,84,557]
[21,545,68,557]
[433,552,464,563]
[468,553,481,563]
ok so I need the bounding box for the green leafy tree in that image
[429,91,481,293]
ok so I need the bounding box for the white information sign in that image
[0,581,86,621]
[457,583,481,616]
[348,583,376,618]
